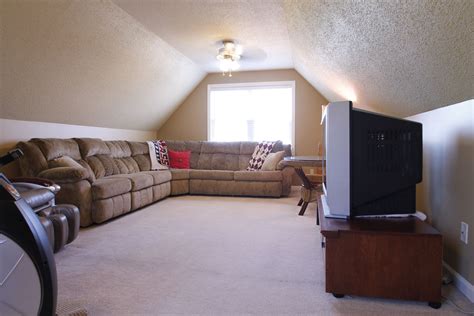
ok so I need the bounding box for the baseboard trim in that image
[443,261,474,303]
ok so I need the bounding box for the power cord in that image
[442,295,474,314]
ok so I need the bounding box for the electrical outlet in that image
[460,222,469,244]
[309,168,315,175]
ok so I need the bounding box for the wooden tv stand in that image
[317,195,442,308]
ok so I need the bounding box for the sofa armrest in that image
[38,167,90,183]
[276,160,293,171]
[280,165,295,196]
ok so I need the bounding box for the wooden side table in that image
[317,195,443,308]
[282,156,324,217]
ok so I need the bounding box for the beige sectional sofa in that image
[17,138,293,227]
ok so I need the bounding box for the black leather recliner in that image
[12,177,80,253]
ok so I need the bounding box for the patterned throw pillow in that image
[152,140,170,166]
[247,141,277,171]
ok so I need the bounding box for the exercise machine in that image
[0,149,57,315]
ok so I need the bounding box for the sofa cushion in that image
[132,155,151,171]
[106,141,132,158]
[201,142,241,154]
[48,156,83,169]
[197,142,241,170]
[109,173,154,191]
[86,155,118,178]
[272,140,284,153]
[128,142,151,171]
[92,177,131,200]
[17,141,49,177]
[75,138,110,158]
[38,167,90,183]
[113,157,140,174]
[128,141,149,155]
[238,155,252,171]
[240,141,286,154]
[140,170,172,185]
[32,138,82,161]
[239,142,259,155]
[234,170,282,182]
[166,141,202,169]
[190,170,234,181]
[170,169,190,180]
[197,153,240,170]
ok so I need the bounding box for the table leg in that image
[299,202,309,216]
[316,201,320,225]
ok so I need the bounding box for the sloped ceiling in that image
[284,0,473,116]
[1,0,472,129]
[113,0,293,72]
[116,0,472,118]
[0,0,205,131]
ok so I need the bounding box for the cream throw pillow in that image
[261,151,285,171]
[49,156,83,169]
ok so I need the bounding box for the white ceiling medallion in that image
[216,40,242,77]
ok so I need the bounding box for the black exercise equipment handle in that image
[0,148,24,167]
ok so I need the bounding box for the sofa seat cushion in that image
[170,169,190,180]
[190,170,234,181]
[109,173,154,191]
[92,177,132,200]
[234,170,282,182]
[139,170,172,185]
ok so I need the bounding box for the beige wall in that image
[157,69,328,155]
[0,0,205,131]
[0,118,156,178]
[408,99,474,285]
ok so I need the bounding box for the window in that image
[208,81,295,148]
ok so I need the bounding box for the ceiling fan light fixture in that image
[216,40,242,77]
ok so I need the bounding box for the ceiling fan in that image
[216,40,267,77]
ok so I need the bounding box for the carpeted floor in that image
[55,188,470,315]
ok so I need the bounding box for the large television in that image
[321,101,422,218]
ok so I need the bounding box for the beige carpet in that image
[55,188,469,315]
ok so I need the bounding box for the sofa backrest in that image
[166,141,202,169]
[198,142,241,170]
[128,141,151,171]
[237,141,291,170]
[166,140,291,171]
[16,140,50,177]
[105,140,140,174]
[74,138,145,179]
[16,138,292,177]
[17,138,89,177]
[74,138,114,179]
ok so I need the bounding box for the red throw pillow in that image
[168,150,191,169]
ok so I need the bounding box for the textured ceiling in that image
[116,0,473,117]
[2,0,472,129]
[284,0,473,116]
[113,0,293,72]
[1,0,205,131]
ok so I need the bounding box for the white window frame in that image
[207,81,296,152]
